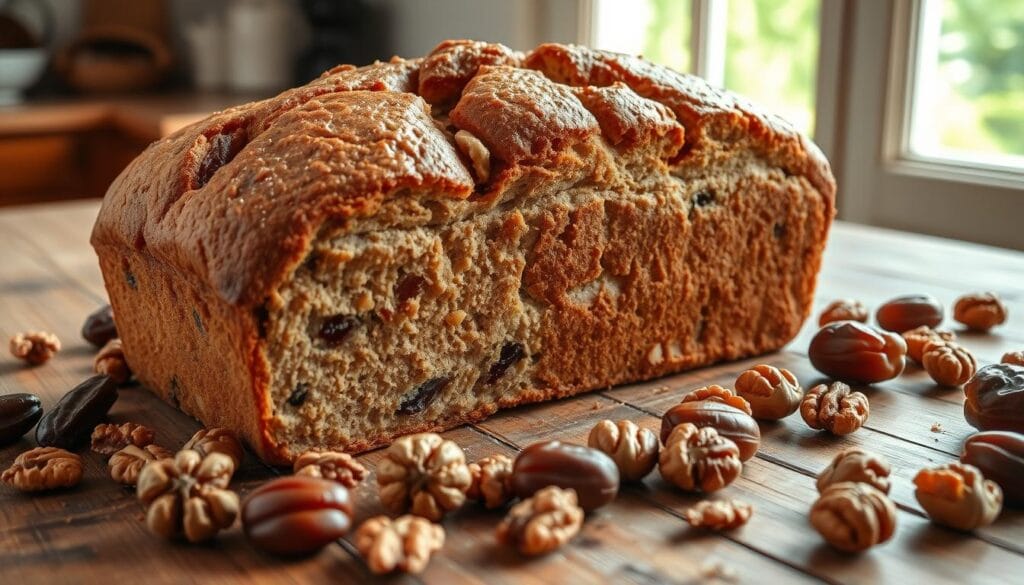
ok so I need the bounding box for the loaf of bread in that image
[91,40,835,464]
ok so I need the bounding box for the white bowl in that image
[0,48,48,105]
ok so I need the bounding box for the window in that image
[906,0,1024,170]
[586,0,1023,249]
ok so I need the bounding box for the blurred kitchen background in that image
[0,0,1021,249]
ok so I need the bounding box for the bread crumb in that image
[444,309,467,327]
[930,422,943,433]
[591,401,601,411]
[700,562,738,582]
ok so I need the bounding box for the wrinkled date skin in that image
[809,321,907,384]
[660,401,761,461]
[243,476,353,556]
[961,431,1024,507]
[36,375,118,449]
[0,393,43,446]
[875,294,943,333]
[512,441,620,511]
[964,364,1024,433]
[81,304,118,348]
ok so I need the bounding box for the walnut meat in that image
[9,331,60,366]
[922,340,977,387]
[587,419,659,481]
[679,384,752,415]
[810,482,897,553]
[1,447,82,492]
[91,422,155,456]
[1003,351,1024,367]
[109,444,174,485]
[658,423,742,493]
[902,326,956,364]
[454,129,491,183]
[466,454,514,508]
[183,427,244,468]
[817,447,892,494]
[496,485,584,556]
[355,515,445,574]
[136,449,239,543]
[801,382,869,435]
[818,299,868,326]
[377,433,472,521]
[734,365,803,420]
[293,450,367,488]
[954,292,1007,332]
[94,338,131,383]
[684,499,753,530]
[914,462,1003,531]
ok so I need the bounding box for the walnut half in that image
[684,499,753,531]
[293,450,367,488]
[817,447,892,494]
[658,423,742,493]
[914,462,1003,531]
[734,364,803,420]
[587,419,659,482]
[466,454,514,509]
[922,340,977,387]
[355,515,445,574]
[377,433,472,521]
[109,444,174,486]
[137,449,239,543]
[800,382,869,435]
[183,427,244,468]
[810,482,896,553]
[9,331,60,366]
[1,447,82,492]
[496,485,584,556]
[91,422,155,456]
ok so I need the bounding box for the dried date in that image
[81,304,117,348]
[512,440,620,511]
[964,364,1024,433]
[36,375,118,450]
[808,321,906,384]
[0,393,43,446]
[875,294,943,333]
[660,401,760,461]
[243,476,353,556]
[961,431,1024,507]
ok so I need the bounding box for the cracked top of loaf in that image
[91,40,835,307]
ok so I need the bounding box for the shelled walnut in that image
[734,365,803,420]
[91,422,155,456]
[183,427,244,468]
[684,499,753,530]
[293,450,367,488]
[914,463,1003,531]
[810,482,896,553]
[109,444,174,485]
[801,382,869,435]
[902,326,956,364]
[954,292,1007,332]
[679,385,752,415]
[1,447,82,492]
[1002,351,1024,367]
[9,331,60,366]
[817,448,892,494]
[377,433,472,521]
[922,340,977,387]
[466,454,514,509]
[93,339,131,383]
[355,515,446,574]
[658,423,742,493]
[495,485,583,556]
[818,299,868,326]
[137,449,239,543]
[587,419,659,482]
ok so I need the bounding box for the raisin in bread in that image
[91,40,835,464]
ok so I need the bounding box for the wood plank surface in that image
[1,201,1022,584]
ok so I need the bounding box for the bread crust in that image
[92,41,835,464]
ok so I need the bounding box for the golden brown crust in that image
[93,40,836,464]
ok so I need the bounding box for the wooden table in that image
[1,200,1022,584]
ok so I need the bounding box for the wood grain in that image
[1,202,1022,584]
